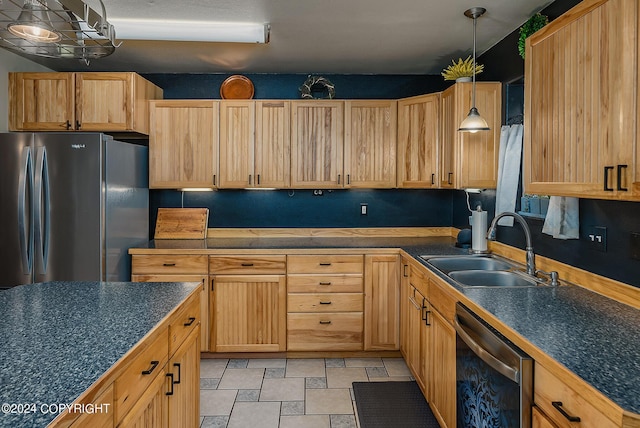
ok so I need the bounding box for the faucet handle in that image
[536,269,560,286]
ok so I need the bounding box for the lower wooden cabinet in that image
[168,328,200,427]
[364,254,400,350]
[287,254,364,351]
[534,362,617,428]
[117,366,170,427]
[428,306,456,428]
[210,274,287,352]
[533,405,559,428]
[68,385,114,428]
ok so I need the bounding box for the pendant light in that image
[458,7,490,133]
[7,0,61,43]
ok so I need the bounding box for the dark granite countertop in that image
[0,281,200,428]
[131,236,640,415]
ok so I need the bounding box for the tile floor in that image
[199,357,413,428]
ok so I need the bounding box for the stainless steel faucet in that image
[487,212,536,276]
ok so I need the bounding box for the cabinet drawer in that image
[132,255,208,275]
[209,255,286,274]
[114,327,169,423]
[287,275,363,293]
[287,313,363,351]
[428,278,456,324]
[409,265,429,297]
[534,362,616,428]
[288,293,363,312]
[287,255,363,274]
[169,293,200,356]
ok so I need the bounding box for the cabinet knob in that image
[319,320,332,325]
[319,301,332,305]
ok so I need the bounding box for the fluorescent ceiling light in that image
[110,19,270,43]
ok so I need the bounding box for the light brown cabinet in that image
[209,255,287,352]
[219,100,291,188]
[149,100,219,189]
[344,100,397,188]
[440,81,502,189]
[524,0,640,200]
[131,254,209,352]
[9,72,162,134]
[287,254,364,351]
[397,94,440,188]
[364,254,400,350]
[290,100,344,188]
[168,328,200,428]
[534,361,617,428]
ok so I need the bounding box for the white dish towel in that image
[542,196,580,239]
[495,124,524,227]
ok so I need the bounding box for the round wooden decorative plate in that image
[220,75,254,99]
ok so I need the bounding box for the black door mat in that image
[352,381,441,428]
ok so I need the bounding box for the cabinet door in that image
[397,94,440,188]
[75,73,132,131]
[212,275,286,352]
[219,101,255,188]
[9,72,75,131]
[429,308,456,428]
[345,100,397,188]
[399,259,411,357]
[256,101,291,188]
[291,101,344,188]
[117,368,169,428]
[149,100,218,189]
[525,0,638,199]
[441,82,501,189]
[168,328,200,428]
[364,254,400,350]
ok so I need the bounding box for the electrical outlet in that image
[360,203,368,216]
[586,226,607,252]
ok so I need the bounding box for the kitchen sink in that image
[448,270,538,287]
[422,256,512,274]
[419,254,547,288]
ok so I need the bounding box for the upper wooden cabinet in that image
[440,82,502,189]
[397,94,440,188]
[524,0,640,200]
[219,100,291,188]
[344,100,397,188]
[149,100,219,189]
[291,100,344,188]
[9,72,162,134]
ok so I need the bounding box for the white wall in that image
[0,49,52,132]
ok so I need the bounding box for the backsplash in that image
[151,188,453,231]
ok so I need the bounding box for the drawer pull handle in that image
[319,301,332,305]
[173,363,181,384]
[604,166,614,191]
[319,262,332,266]
[163,263,176,266]
[166,373,174,396]
[184,317,196,326]
[617,164,628,191]
[241,263,254,267]
[552,401,581,422]
[319,320,332,325]
[142,360,159,375]
[319,282,332,285]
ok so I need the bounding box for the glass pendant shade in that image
[7,0,61,43]
[458,107,490,133]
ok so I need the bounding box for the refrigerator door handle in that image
[18,147,34,275]
[34,147,51,275]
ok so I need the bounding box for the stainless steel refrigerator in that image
[0,133,149,289]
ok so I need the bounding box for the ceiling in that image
[7,0,554,74]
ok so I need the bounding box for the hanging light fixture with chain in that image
[458,7,490,133]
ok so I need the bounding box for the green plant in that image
[518,13,549,59]
[441,56,484,81]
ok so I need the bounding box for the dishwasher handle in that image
[454,311,520,383]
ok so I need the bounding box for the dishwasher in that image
[454,303,533,428]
